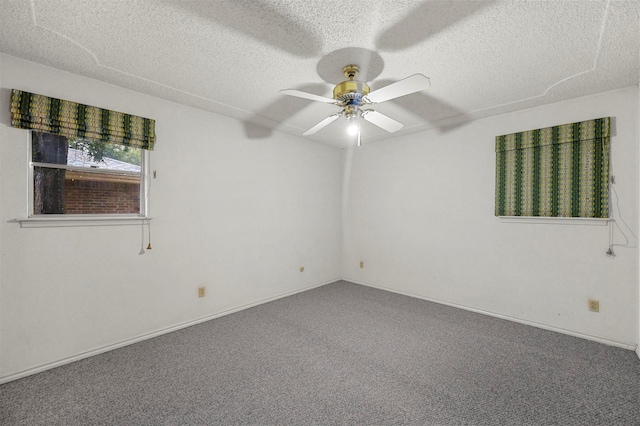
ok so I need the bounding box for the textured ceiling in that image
[0,0,638,147]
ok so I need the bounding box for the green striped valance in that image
[495,117,610,218]
[10,89,155,150]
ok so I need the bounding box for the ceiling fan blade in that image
[365,74,430,103]
[280,89,336,104]
[362,110,404,133]
[303,113,341,135]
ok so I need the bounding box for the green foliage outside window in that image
[69,139,141,165]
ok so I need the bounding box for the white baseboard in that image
[636,344,640,360]
[345,277,637,351]
[0,278,339,385]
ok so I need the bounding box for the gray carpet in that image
[1,280,639,425]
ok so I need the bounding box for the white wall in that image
[0,54,343,382]
[343,86,639,348]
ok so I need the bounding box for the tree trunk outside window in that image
[32,132,68,214]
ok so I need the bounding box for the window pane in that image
[33,166,66,214]
[67,139,142,169]
[31,132,143,215]
[34,168,141,215]
[33,135,141,170]
[32,132,68,165]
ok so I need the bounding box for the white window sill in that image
[16,216,151,228]
[498,216,610,226]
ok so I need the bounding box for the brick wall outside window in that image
[64,179,140,214]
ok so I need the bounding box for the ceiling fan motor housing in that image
[333,81,370,106]
[333,64,370,107]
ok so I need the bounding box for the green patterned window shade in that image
[495,117,610,218]
[10,89,155,150]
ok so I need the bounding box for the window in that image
[9,89,156,224]
[495,117,610,219]
[30,132,146,216]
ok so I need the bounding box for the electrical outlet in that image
[198,286,206,298]
[359,261,364,269]
[588,299,599,312]
[299,266,304,272]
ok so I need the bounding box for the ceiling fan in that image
[280,65,430,144]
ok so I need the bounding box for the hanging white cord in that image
[147,219,152,250]
[606,137,636,257]
[139,220,146,255]
[608,183,636,251]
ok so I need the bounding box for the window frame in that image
[19,131,151,228]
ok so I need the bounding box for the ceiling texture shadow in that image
[164,0,324,139]
[372,78,470,132]
[375,1,494,51]
[168,0,492,139]
[164,0,321,58]
[316,48,385,85]
[243,83,331,139]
